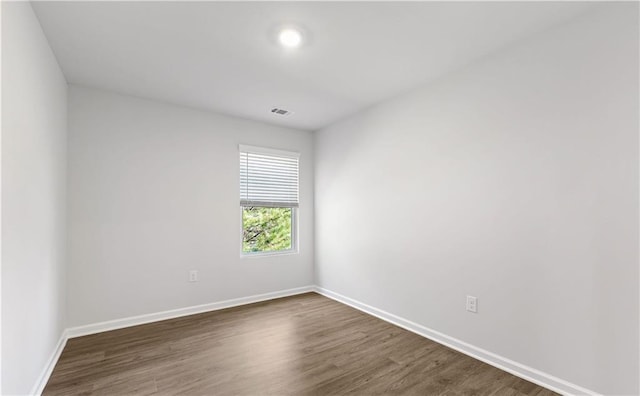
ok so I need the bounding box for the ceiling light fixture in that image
[278,28,303,48]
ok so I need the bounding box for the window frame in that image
[239,205,298,258]
[238,144,300,258]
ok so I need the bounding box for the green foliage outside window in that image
[242,207,292,253]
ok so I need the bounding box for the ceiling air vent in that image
[271,108,292,116]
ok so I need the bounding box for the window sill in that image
[240,249,299,259]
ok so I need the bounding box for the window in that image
[239,145,299,255]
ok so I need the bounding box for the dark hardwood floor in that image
[43,292,556,395]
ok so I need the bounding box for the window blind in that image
[239,145,299,208]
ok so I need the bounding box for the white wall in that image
[315,4,638,395]
[67,86,314,327]
[1,2,68,394]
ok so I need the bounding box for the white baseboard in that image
[32,285,314,395]
[313,286,599,396]
[32,285,599,396]
[66,285,315,338]
[30,329,68,396]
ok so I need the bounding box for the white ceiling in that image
[32,1,596,131]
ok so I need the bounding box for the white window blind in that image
[239,145,299,208]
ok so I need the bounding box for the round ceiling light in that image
[278,28,303,48]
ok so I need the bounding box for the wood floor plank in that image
[43,293,557,395]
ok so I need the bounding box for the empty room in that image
[2,1,639,395]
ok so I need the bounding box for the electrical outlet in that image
[189,270,199,282]
[466,295,478,313]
